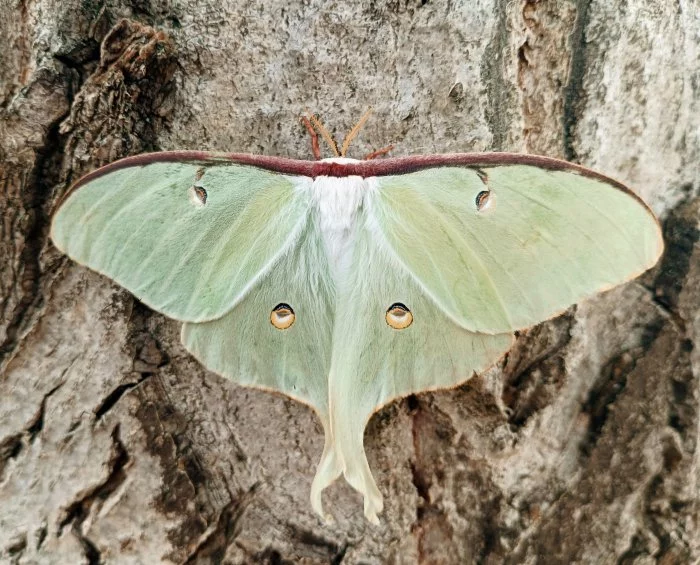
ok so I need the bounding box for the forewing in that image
[312,217,513,524]
[370,165,663,333]
[51,160,310,322]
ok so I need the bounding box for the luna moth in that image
[50,114,663,525]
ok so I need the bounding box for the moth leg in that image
[300,114,322,160]
[363,144,394,160]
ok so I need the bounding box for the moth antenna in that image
[364,144,394,160]
[341,108,373,157]
[308,113,340,157]
[300,115,322,160]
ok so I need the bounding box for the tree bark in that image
[1,0,698,563]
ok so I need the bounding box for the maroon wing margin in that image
[63,150,645,207]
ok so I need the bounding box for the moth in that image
[50,113,664,524]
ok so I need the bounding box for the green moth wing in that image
[311,217,513,524]
[370,165,664,334]
[181,209,335,429]
[181,209,348,519]
[51,160,310,322]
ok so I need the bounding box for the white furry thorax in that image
[306,158,369,279]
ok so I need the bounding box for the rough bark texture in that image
[1,0,698,563]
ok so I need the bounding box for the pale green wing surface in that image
[181,211,337,514]
[181,211,334,406]
[51,161,310,322]
[370,165,664,334]
[312,217,513,524]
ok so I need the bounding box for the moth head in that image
[271,303,295,330]
[385,302,413,330]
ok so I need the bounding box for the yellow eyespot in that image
[270,303,295,330]
[385,302,413,330]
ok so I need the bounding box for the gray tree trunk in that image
[1,0,698,563]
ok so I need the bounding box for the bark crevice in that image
[57,425,129,564]
[562,0,591,161]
